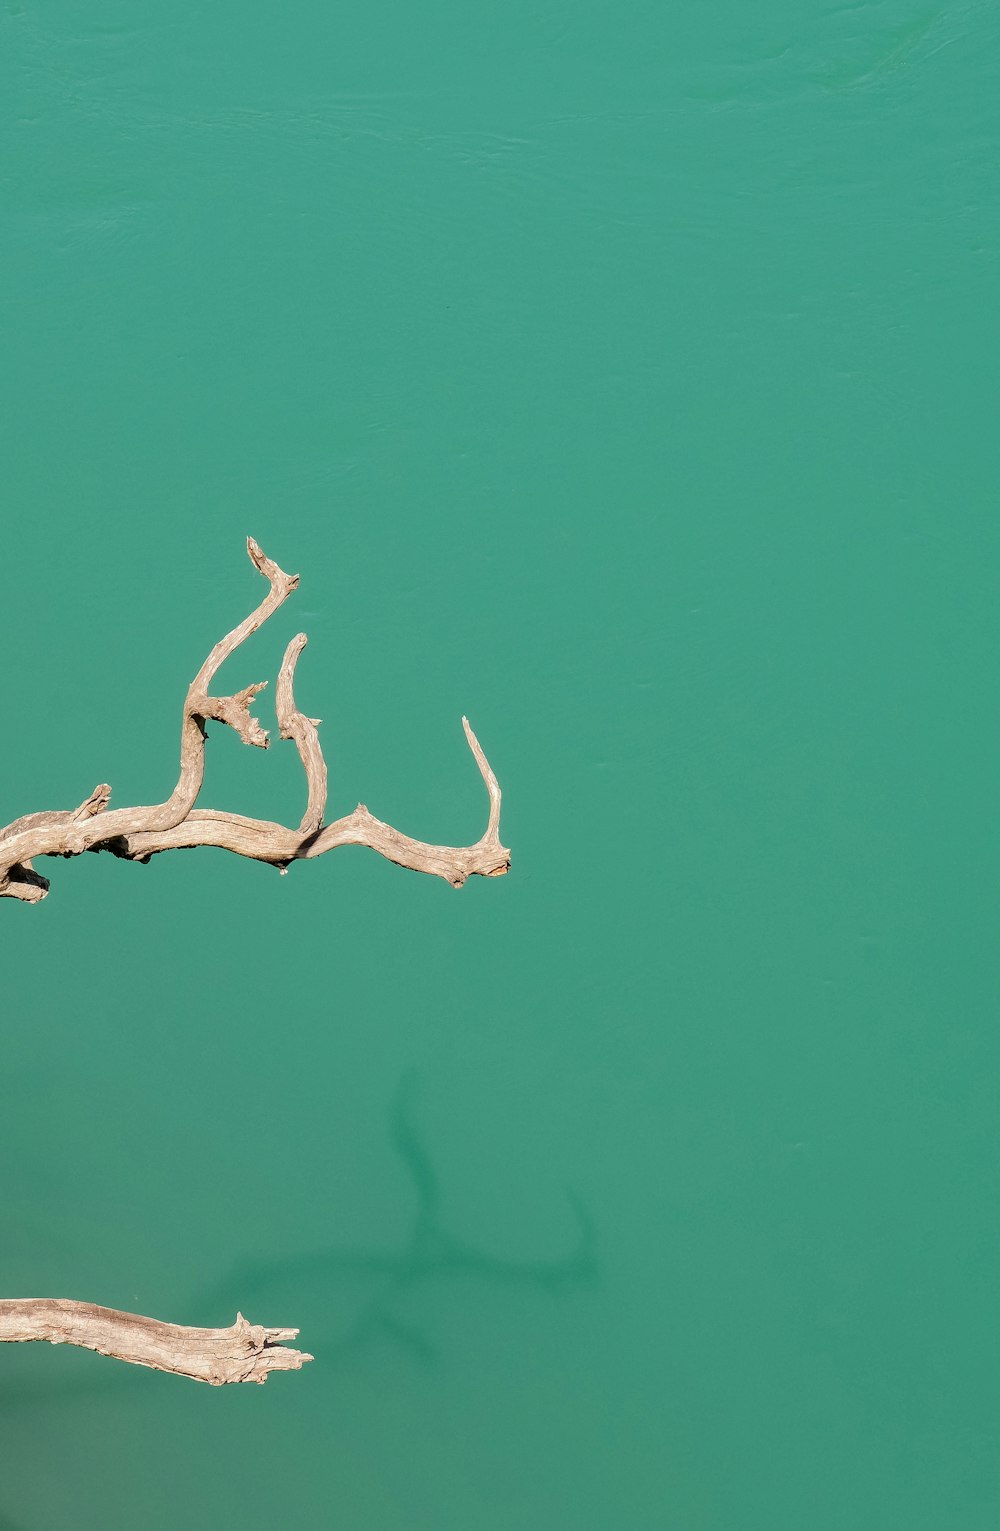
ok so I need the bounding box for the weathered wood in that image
[0,537,510,901]
[0,1300,312,1386]
[276,631,328,835]
[0,538,509,1382]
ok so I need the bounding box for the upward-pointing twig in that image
[276,632,328,836]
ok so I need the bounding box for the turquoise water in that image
[3,3,1000,1526]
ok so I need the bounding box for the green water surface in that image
[2,2,999,1527]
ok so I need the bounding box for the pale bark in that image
[1,539,509,1381]
[0,536,510,901]
[0,1300,312,1386]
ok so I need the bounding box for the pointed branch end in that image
[72,784,112,822]
[462,715,504,850]
[276,632,329,832]
[232,682,270,749]
[198,683,270,749]
[233,1313,314,1382]
[246,536,299,593]
[277,634,310,734]
[251,1346,315,1382]
[245,536,269,574]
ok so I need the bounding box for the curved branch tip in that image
[246,536,299,592]
[462,716,503,845]
[276,630,328,835]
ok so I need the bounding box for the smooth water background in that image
[3,3,999,1527]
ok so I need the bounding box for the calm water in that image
[3,3,999,1527]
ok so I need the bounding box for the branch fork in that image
[0,536,510,901]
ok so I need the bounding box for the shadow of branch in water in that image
[0,1074,597,1405]
[190,1070,598,1363]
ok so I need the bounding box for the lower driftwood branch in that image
[0,1299,313,1386]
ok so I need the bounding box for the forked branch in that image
[0,537,510,902]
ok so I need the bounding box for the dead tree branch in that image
[1,539,509,1382]
[0,1300,312,1386]
[0,536,510,902]
[276,631,328,835]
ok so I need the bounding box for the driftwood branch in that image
[1,539,509,1382]
[277,632,328,835]
[0,1300,312,1386]
[0,536,510,902]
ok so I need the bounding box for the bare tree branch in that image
[1,539,510,1382]
[276,632,328,835]
[0,1300,312,1386]
[0,537,510,900]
